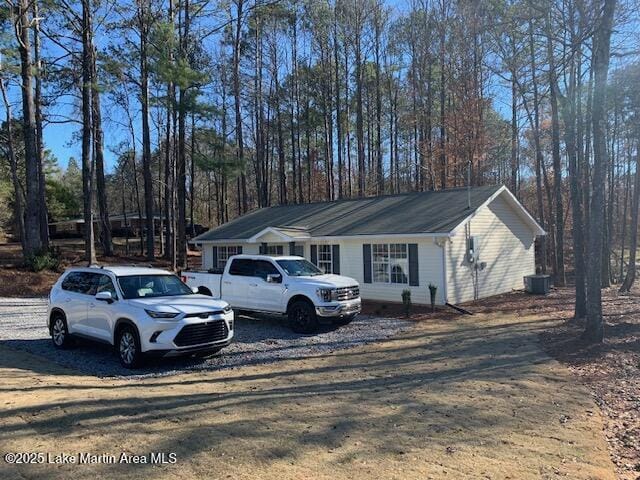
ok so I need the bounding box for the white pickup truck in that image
[181,255,361,333]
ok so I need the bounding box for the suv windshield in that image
[117,274,193,299]
[276,259,323,277]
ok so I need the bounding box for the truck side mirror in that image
[266,274,282,284]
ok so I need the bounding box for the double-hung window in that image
[317,245,332,274]
[218,246,242,269]
[372,243,408,284]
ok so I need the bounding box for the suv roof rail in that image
[97,264,156,269]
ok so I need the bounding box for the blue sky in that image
[28,0,640,174]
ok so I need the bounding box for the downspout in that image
[436,237,449,304]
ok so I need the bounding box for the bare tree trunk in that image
[232,0,248,214]
[528,16,546,274]
[0,78,26,252]
[81,0,96,264]
[139,0,155,261]
[16,0,42,257]
[355,18,365,197]
[546,18,566,286]
[584,0,616,342]
[32,1,48,249]
[510,78,518,195]
[163,0,175,260]
[333,9,343,199]
[176,0,190,269]
[91,39,112,256]
[619,145,639,292]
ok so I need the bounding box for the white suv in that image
[47,266,234,368]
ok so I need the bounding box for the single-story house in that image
[190,185,545,305]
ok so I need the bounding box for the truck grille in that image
[335,286,360,301]
[174,320,229,347]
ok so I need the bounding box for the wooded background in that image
[0,0,637,342]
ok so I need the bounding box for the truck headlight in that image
[316,288,335,302]
[145,309,179,319]
[223,305,232,314]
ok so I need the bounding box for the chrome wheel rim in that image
[119,332,136,365]
[52,319,65,346]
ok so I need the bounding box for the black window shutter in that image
[408,243,419,286]
[211,246,218,268]
[259,242,267,254]
[276,245,283,255]
[363,244,372,283]
[332,245,340,274]
[238,246,243,254]
[310,245,318,265]
[289,242,296,255]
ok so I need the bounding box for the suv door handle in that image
[89,303,96,308]
[249,283,258,287]
[223,281,231,285]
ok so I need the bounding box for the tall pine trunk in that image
[584,0,616,343]
[81,0,96,264]
[139,0,155,261]
[16,0,42,257]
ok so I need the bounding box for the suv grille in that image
[335,286,360,301]
[174,320,229,347]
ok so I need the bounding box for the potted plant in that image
[428,283,437,312]
[401,289,412,318]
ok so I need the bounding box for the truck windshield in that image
[276,259,323,277]
[118,275,193,299]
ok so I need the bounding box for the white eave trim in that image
[192,231,452,244]
[450,185,546,237]
[246,226,311,243]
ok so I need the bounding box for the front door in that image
[86,273,118,343]
[251,260,287,313]
[224,258,259,310]
[59,272,90,335]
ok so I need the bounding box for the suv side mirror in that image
[266,274,282,284]
[95,291,114,303]
[191,286,200,294]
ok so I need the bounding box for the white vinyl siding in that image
[446,194,536,304]
[341,237,445,305]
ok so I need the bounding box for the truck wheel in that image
[288,300,319,334]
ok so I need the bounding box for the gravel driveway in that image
[0,297,412,378]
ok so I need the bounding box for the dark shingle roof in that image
[193,185,503,241]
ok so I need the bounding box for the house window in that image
[317,245,332,274]
[264,245,284,256]
[218,246,242,269]
[372,243,408,284]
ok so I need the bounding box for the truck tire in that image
[288,300,319,334]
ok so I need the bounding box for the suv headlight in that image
[316,288,335,302]
[145,309,179,319]
[223,305,232,314]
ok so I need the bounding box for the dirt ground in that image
[0,311,615,479]
[460,286,640,480]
